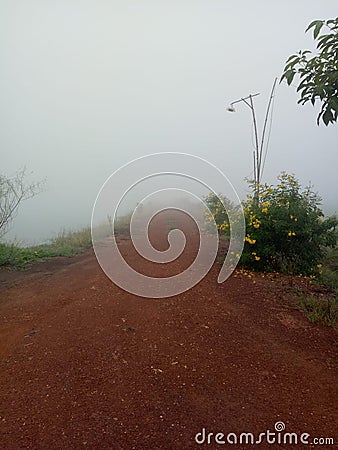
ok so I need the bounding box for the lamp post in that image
[227,78,277,202]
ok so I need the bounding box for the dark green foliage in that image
[241,172,337,274]
[281,17,338,126]
[208,173,337,276]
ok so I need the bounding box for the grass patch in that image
[296,294,338,331]
[0,215,135,270]
[113,213,132,236]
[51,227,92,249]
[291,242,338,331]
[320,245,338,292]
[0,227,92,269]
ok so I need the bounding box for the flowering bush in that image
[241,172,337,275]
[203,192,233,235]
[205,173,337,275]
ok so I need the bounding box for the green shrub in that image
[203,192,233,235]
[0,243,21,266]
[241,172,337,274]
[205,172,337,275]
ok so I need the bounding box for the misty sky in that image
[1,1,337,244]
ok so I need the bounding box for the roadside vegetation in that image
[205,172,338,330]
[0,227,92,269]
[296,293,337,331]
[0,212,135,270]
[296,243,338,331]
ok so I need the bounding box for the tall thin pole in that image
[249,95,260,201]
[227,82,276,203]
[259,78,277,181]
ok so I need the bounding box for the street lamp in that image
[227,79,277,202]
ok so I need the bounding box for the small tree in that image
[0,168,44,238]
[281,17,338,126]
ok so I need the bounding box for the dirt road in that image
[0,215,337,449]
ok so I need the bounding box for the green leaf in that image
[284,59,299,71]
[283,16,337,126]
[297,79,309,92]
[322,108,333,125]
[282,69,296,85]
[328,97,338,113]
[313,21,325,39]
[317,34,332,50]
[298,99,309,105]
[305,20,324,33]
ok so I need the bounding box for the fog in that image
[1,1,337,244]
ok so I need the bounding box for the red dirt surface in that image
[0,214,337,449]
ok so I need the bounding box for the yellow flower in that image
[255,256,260,261]
[317,264,322,269]
[245,236,256,245]
[288,231,296,237]
[253,223,260,229]
[219,222,229,231]
[262,207,268,213]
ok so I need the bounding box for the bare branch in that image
[0,168,45,238]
